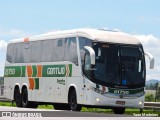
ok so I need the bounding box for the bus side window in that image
[52,39,66,61]
[64,37,78,65]
[30,41,42,62]
[6,43,14,63]
[79,37,92,67]
[21,42,32,63]
[41,40,55,62]
[12,43,22,63]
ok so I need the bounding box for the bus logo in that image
[42,64,72,77]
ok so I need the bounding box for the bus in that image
[4,28,154,114]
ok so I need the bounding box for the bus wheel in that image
[113,107,125,114]
[14,87,22,107]
[22,88,30,108]
[69,89,82,111]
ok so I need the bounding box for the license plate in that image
[116,101,125,105]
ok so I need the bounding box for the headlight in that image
[96,98,101,103]
[138,101,143,105]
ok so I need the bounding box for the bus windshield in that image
[92,42,145,89]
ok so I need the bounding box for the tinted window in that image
[79,37,92,66]
[6,43,14,63]
[13,43,22,63]
[30,41,42,62]
[64,37,78,65]
[21,42,32,63]
[41,40,54,62]
[52,39,66,61]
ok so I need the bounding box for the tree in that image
[145,93,154,102]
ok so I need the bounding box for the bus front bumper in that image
[86,91,145,108]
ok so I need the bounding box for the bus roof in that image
[10,28,140,45]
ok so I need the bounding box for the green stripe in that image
[4,64,72,77]
[108,87,144,94]
[68,64,72,77]
[5,66,22,77]
[21,66,26,77]
[34,78,39,89]
[32,66,37,77]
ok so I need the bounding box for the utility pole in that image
[155,82,158,102]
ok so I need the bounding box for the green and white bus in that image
[4,28,154,114]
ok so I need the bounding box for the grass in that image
[38,104,53,109]
[82,107,160,116]
[0,101,14,107]
[0,101,159,116]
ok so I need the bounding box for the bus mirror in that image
[145,51,154,69]
[84,46,95,65]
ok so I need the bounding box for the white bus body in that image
[4,28,154,114]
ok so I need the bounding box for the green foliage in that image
[0,101,15,106]
[146,83,156,90]
[81,107,112,113]
[38,105,53,109]
[0,77,4,85]
[145,93,155,102]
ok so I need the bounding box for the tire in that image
[113,107,125,114]
[14,88,22,107]
[22,88,31,108]
[69,89,82,111]
[22,88,38,108]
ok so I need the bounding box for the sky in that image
[0,0,160,80]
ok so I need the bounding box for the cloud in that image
[0,61,5,76]
[134,34,160,80]
[0,40,7,52]
[0,28,35,76]
[134,34,160,47]
[0,28,33,41]
[137,16,160,24]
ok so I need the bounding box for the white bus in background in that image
[4,28,154,114]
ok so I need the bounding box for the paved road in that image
[0,106,159,120]
[0,106,128,117]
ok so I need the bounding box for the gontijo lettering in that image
[42,64,72,77]
[47,67,65,75]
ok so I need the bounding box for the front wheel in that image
[113,107,125,114]
[69,89,82,111]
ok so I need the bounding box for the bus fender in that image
[68,84,80,103]
[14,83,21,93]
